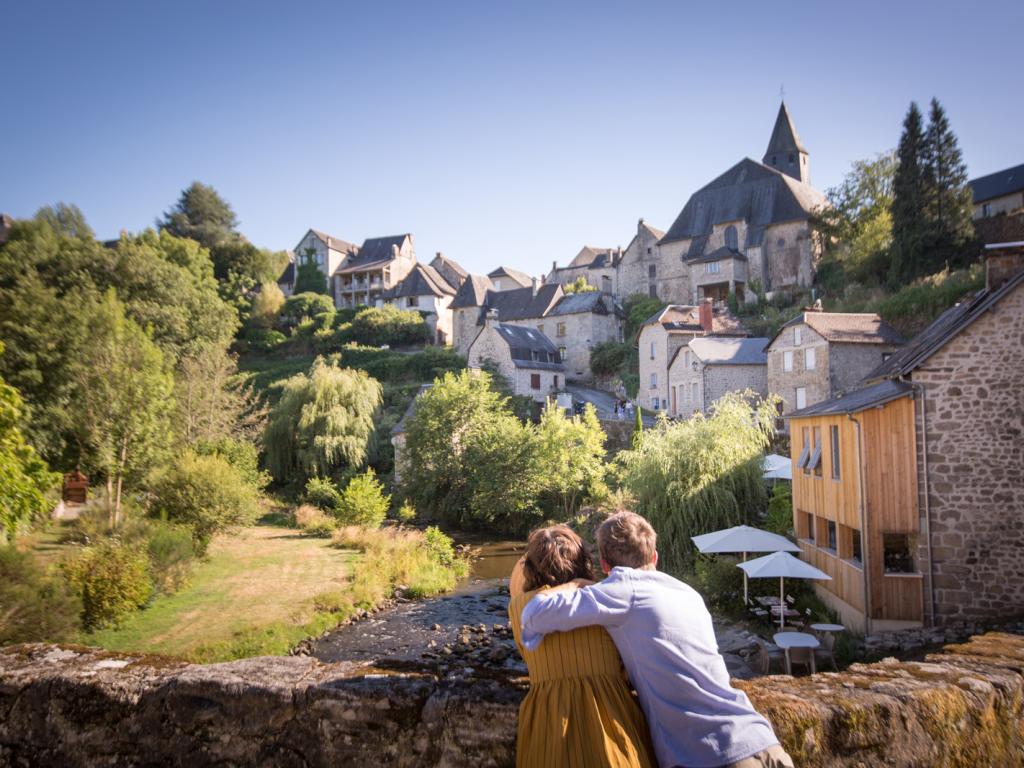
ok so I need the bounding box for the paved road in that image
[565,384,657,426]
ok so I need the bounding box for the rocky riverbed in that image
[306,540,759,679]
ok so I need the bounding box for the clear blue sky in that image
[4,0,1022,277]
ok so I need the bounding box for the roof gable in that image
[450,274,495,308]
[969,162,1024,204]
[383,263,456,299]
[767,312,905,348]
[686,336,769,366]
[764,101,807,158]
[483,283,563,322]
[304,228,356,254]
[487,265,533,288]
[660,158,825,245]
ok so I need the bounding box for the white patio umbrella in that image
[737,551,832,628]
[691,525,801,603]
[762,454,792,481]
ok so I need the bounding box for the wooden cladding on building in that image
[790,394,923,624]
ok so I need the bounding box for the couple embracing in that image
[508,511,793,768]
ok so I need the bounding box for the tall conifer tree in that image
[922,98,974,270]
[890,102,927,285]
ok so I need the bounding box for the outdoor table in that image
[756,596,781,607]
[809,623,845,633]
[773,632,820,675]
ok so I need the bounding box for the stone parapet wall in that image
[2,633,1023,767]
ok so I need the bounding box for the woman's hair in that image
[521,524,594,592]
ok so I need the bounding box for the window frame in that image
[825,520,837,553]
[805,346,816,371]
[797,427,811,471]
[650,372,657,389]
[830,425,841,480]
[530,373,541,390]
[810,426,823,477]
[794,327,802,346]
[882,533,917,574]
[795,386,806,410]
[783,350,793,372]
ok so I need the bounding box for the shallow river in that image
[311,538,527,672]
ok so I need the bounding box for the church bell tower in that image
[763,102,809,184]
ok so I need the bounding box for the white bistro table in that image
[773,632,820,675]
[809,623,845,633]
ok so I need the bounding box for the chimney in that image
[531,277,540,296]
[984,242,1024,292]
[435,251,443,261]
[552,260,558,273]
[699,298,713,333]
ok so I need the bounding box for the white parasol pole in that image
[742,551,749,604]
[779,576,785,628]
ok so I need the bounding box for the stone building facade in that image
[380,262,459,345]
[637,302,747,412]
[766,312,905,428]
[667,336,768,417]
[546,246,620,294]
[610,221,666,299]
[466,313,564,402]
[867,244,1024,626]
[969,161,1024,219]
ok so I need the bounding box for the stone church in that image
[552,103,827,305]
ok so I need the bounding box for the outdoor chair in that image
[814,631,839,671]
[786,646,815,675]
[751,637,784,675]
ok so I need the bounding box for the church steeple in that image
[763,101,809,184]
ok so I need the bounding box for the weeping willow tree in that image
[619,391,778,573]
[264,356,382,483]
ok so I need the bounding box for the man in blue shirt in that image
[520,511,792,768]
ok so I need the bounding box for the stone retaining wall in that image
[2,633,1023,767]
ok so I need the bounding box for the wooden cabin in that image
[62,469,89,504]
[789,379,923,633]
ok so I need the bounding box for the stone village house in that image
[466,311,565,402]
[637,301,748,413]
[787,243,1024,632]
[380,260,466,346]
[766,311,905,430]
[667,336,768,417]
[546,246,621,295]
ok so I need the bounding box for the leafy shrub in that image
[423,526,462,571]
[304,518,337,538]
[294,501,338,537]
[195,437,270,491]
[146,521,196,594]
[293,504,326,528]
[0,546,81,643]
[340,305,431,347]
[150,452,261,554]
[244,328,286,352]
[589,341,633,376]
[283,292,335,322]
[63,541,153,629]
[336,470,390,528]
[249,282,285,329]
[690,554,744,611]
[305,477,343,511]
[394,501,417,524]
[764,483,794,536]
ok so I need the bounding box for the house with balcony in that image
[667,336,768,416]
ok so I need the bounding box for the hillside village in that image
[267,101,1024,640]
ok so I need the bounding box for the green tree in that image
[632,405,643,449]
[174,345,267,446]
[294,251,329,294]
[72,290,175,526]
[345,305,431,346]
[63,540,153,629]
[336,469,390,528]
[563,276,598,294]
[536,401,607,517]
[623,294,665,340]
[283,292,335,322]
[620,391,777,572]
[890,102,928,285]
[264,356,382,483]
[922,98,975,270]
[0,349,59,543]
[150,451,261,554]
[159,181,239,250]
[34,202,94,239]
[813,152,897,286]
[250,281,285,329]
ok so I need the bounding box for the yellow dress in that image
[509,588,655,768]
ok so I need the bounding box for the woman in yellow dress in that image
[509,525,655,768]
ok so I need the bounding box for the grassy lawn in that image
[86,524,356,661]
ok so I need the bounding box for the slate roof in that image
[767,312,905,349]
[487,265,533,288]
[789,379,913,419]
[660,158,826,245]
[866,267,1024,381]
[450,274,496,309]
[382,263,456,299]
[642,304,749,337]
[277,259,295,286]
[764,102,807,157]
[309,229,357,254]
[429,253,468,287]
[969,163,1024,204]
[547,291,624,318]
[494,324,564,370]
[483,283,563,322]
[686,336,770,366]
[568,246,618,269]
[687,245,748,265]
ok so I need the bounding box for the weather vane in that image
[779,83,786,100]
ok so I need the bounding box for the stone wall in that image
[452,307,480,357]
[3,633,1023,767]
[829,341,901,397]
[767,324,831,420]
[912,279,1024,624]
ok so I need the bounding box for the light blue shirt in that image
[520,567,779,768]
